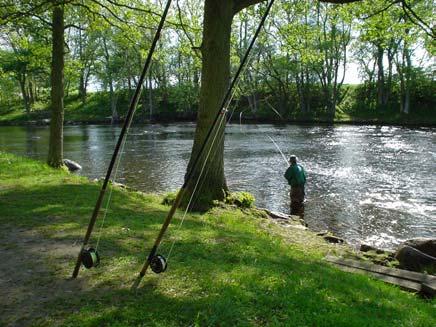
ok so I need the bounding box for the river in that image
[1,123,435,249]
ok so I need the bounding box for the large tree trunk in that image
[182,0,235,210]
[182,0,355,209]
[47,4,64,168]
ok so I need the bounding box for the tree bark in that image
[183,0,362,209]
[148,75,153,120]
[17,73,30,117]
[182,0,235,210]
[47,3,64,168]
[77,28,87,103]
[28,79,35,104]
[376,44,385,109]
[402,38,412,114]
[109,79,118,124]
[78,72,87,103]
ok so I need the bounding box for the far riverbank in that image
[1,91,435,127]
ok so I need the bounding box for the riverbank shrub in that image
[225,191,255,208]
[161,191,177,205]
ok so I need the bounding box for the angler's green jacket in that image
[284,164,306,187]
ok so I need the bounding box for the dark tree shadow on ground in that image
[0,183,434,326]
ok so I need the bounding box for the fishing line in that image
[179,61,255,228]
[137,0,277,279]
[267,134,289,166]
[187,51,260,211]
[164,112,228,261]
[72,0,173,278]
[161,59,251,258]
[164,78,244,260]
[156,1,271,262]
[192,48,288,226]
[95,120,133,250]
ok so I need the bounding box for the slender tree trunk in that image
[47,4,64,168]
[28,79,35,104]
[376,44,385,109]
[78,72,87,103]
[296,72,305,114]
[34,82,39,101]
[305,68,312,113]
[182,0,234,209]
[109,79,118,124]
[148,76,153,120]
[399,69,405,113]
[403,42,412,115]
[18,74,30,117]
[77,29,87,103]
[385,44,395,106]
[141,83,148,122]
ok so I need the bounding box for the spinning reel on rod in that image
[150,254,168,274]
[80,247,167,274]
[80,247,100,269]
[71,0,173,279]
[80,248,167,274]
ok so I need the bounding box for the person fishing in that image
[284,155,306,216]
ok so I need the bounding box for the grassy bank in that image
[0,152,435,326]
[1,91,435,126]
[0,93,132,125]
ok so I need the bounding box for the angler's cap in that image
[289,155,297,163]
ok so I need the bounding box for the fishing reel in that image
[80,247,100,269]
[150,254,167,274]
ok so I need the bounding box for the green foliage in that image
[225,191,256,208]
[345,68,436,124]
[161,191,177,205]
[0,0,434,124]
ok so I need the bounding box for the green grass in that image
[0,152,435,326]
[0,92,132,124]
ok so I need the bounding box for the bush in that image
[161,192,177,205]
[225,191,255,208]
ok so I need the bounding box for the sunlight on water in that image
[0,123,435,249]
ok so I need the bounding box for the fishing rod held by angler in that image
[71,0,173,279]
[136,0,277,283]
[267,135,289,166]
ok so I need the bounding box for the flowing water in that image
[1,123,435,249]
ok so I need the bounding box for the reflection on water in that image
[1,123,435,249]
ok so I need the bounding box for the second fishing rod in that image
[136,0,277,282]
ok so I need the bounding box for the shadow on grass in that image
[0,183,435,326]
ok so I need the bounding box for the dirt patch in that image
[0,227,86,326]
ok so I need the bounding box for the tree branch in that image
[401,0,435,38]
[363,0,401,20]
[64,23,86,30]
[233,0,267,15]
[319,0,362,3]
[176,0,201,59]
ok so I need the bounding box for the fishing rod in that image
[72,0,173,279]
[267,135,289,166]
[135,0,277,282]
